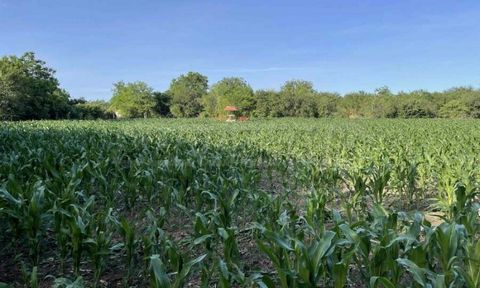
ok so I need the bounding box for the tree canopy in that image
[73,100,114,120]
[3,52,480,120]
[279,80,317,117]
[0,52,70,120]
[153,92,172,117]
[203,77,255,117]
[169,72,208,117]
[109,81,155,118]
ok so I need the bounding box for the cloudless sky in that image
[1,0,480,100]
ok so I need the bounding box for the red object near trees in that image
[224,106,239,112]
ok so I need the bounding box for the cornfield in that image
[0,118,479,287]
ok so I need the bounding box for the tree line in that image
[2,52,480,120]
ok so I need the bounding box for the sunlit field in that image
[1,118,479,287]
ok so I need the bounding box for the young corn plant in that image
[148,253,206,288]
[142,209,167,269]
[51,201,71,274]
[119,164,140,210]
[342,168,369,223]
[455,239,480,288]
[395,158,419,208]
[429,222,466,286]
[119,217,137,286]
[84,209,116,287]
[304,189,328,234]
[197,179,244,267]
[293,231,337,286]
[397,258,455,288]
[257,226,337,287]
[217,227,240,269]
[368,161,392,205]
[0,181,25,254]
[255,229,298,288]
[336,205,403,287]
[23,182,49,266]
[217,258,269,288]
[69,196,95,276]
[434,167,459,219]
[52,276,85,288]
[193,209,242,284]
[0,180,49,266]
[20,265,39,288]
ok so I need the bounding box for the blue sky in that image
[1,0,480,100]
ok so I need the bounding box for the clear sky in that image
[1,0,480,100]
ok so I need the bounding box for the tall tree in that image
[73,100,113,119]
[315,92,339,117]
[169,72,208,117]
[0,77,19,120]
[279,80,317,117]
[0,52,70,120]
[254,89,280,117]
[396,90,437,118]
[109,81,155,118]
[153,92,172,117]
[439,100,469,118]
[361,86,396,118]
[205,77,255,117]
[338,91,373,118]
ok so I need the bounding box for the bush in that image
[398,98,437,118]
[73,101,113,120]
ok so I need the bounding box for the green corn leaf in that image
[150,254,171,288]
[311,231,336,271]
[217,228,229,240]
[265,231,293,251]
[173,254,206,288]
[193,234,213,245]
[369,276,396,288]
[396,258,428,286]
[333,262,349,288]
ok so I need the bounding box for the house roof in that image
[224,106,239,111]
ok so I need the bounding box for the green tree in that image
[338,91,373,118]
[153,92,171,117]
[109,81,155,118]
[397,98,436,118]
[204,77,255,117]
[201,92,218,117]
[0,77,19,120]
[315,92,339,117]
[395,90,437,118]
[465,97,480,118]
[73,100,113,119]
[370,87,396,118]
[169,72,208,117]
[254,89,280,117]
[0,52,70,120]
[439,100,469,118]
[279,80,317,117]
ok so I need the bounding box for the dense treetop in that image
[169,72,208,118]
[0,52,70,120]
[109,81,156,118]
[2,52,480,120]
[203,77,255,117]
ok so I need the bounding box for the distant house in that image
[224,106,239,122]
[114,111,122,118]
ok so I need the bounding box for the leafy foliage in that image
[0,119,479,287]
[202,77,255,117]
[169,72,208,117]
[0,52,70,120]
[109,81,156,118]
